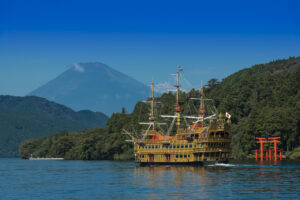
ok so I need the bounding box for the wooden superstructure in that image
[125,68,232,165]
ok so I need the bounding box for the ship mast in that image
[199,85,205,125]
[175,67,182,130]
[150,80,155,132]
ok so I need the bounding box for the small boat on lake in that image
[29,154,64,160]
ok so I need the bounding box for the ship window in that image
[155,145,158,149]
[188,154,190,158]
[194,144,197,148]
[177,145,180,148]
[180,155,183,158]
[176,155,178,158]
[145,146,147,149]
[189,144,192,148]
[184,154,187,158]
[173,145,176,149]
[148,146,151,149]
[185,145,188,148]
[181,145,184,148]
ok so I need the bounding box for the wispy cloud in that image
[74,63,85,72]
[153,82,175,94]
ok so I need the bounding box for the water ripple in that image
[0,158,300,199]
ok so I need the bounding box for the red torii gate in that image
[255,137,282,161]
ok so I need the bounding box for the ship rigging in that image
[124,67,231,165]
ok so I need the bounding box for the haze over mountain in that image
[29,63,151,115]
[0,95,107,157]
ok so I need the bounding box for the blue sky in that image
[0,0,300,95]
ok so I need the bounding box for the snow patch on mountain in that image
[74,63,85,72]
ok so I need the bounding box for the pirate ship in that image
[124,68,231,165]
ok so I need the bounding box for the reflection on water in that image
[0,158,300,199]
[133,162,300,199]
[134,165,232,199]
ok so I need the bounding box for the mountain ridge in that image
[0,95,108,157]
[29,62,151,115]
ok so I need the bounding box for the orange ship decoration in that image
[124,67,232,165]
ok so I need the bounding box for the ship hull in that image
[139,160,228,166]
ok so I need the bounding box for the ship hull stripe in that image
[139,160,228,166]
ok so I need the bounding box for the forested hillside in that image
[19,57,300,160]
[206,56,300,158]
[19,128,133,160]
[0,95,107,157]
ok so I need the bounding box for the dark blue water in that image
[0,158,300,199]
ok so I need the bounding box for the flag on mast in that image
[225,112,231,119]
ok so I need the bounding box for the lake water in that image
[0,158,300,199]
